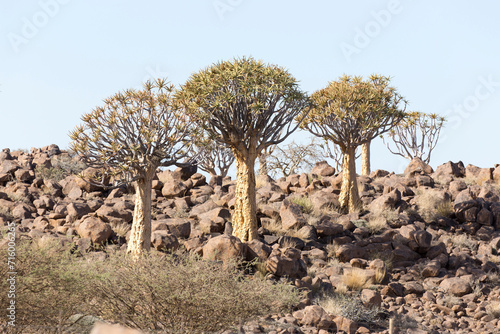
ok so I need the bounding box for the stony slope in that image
[1,145,500,334]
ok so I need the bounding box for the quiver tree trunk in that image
[232,150,258,242]
[361,141,370,176]
[339,147,361,213]
[127,168,155,260]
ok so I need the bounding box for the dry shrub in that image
[447,234,478,252]
[352,217,388,235]
[325,243,340,259]
[262,219,286,236]
[415,189,453,221]
[0,239,301,334]
[342,267,373,290]
[314,291,382,324]
[0,239,88,334]
[110,222,130,238]
[486,301,500,318]
[369,206,400,226]
[86,251,301,333]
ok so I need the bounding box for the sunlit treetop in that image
[298,74,407,150]
[175,56,311,153]
[69,79,194,186]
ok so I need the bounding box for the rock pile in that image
[1,146,500,334]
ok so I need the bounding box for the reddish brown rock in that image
[335,244,366,262]
[293,305,335,330]
[77,217,112,244]
[405,157,433,175]
[439,277,472,297]
[266,247,307,278]
[311,161,336,177]
[151,231,179,251]
[202,234,245,264]
[279,199,307,230]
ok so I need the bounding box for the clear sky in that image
[1,0,499,174]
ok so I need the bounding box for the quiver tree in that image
[69,79,194,259]
[298,74,406,213]
[382,111,446,164]
[191,136,235,177]
[176,57,310,241]
[354,75,407,175]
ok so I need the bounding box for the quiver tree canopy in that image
[298,74,406,212]
[69,79,194,259]
[176,56,310,241]
[384,111,446,164]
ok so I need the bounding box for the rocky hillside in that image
[1,145,500,334]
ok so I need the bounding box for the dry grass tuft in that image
[415,189,453,221]
[486,301,500,318]
[110,222,131,238]
[314,291,381,323]
[289,196,313,214]
[262,219,286,236]
[446,234,478,252]
[342,267,373,290]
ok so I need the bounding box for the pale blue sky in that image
[1,1,499,174]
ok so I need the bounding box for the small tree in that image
[191,138,235,177]
[266,138,323,178]
[299,75,405,213]
[69,79,193,259]
[355,75,407,175]
[177,57,309,241]
[383,111,446,164]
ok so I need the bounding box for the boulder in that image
[293,305,335,330]
[334,316,358,334]
[311,161,336,177]
[405,157,433,175]
[77,217,112,244]
[202,234,245,264]
[245,239,272,261]
[266,247,307,278]
[66,202,92,220]
[439,277,472,297]
[151,231,179,252]
[360,289,382,308]
[198,207,231,222]
[454,200,480,223]
[173,164,197,181]
[421,260,441,277]
[476,207,493,225]
[335,244,366,262]
[310,191,340,212]
[465,164,493,184]
[315,220,343,237]
[434,161,465,178]
[279,199,307,230]
[162,180,188,198]
[199,218,225,234]
[369,189,401,211]
[96,204,133,223]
